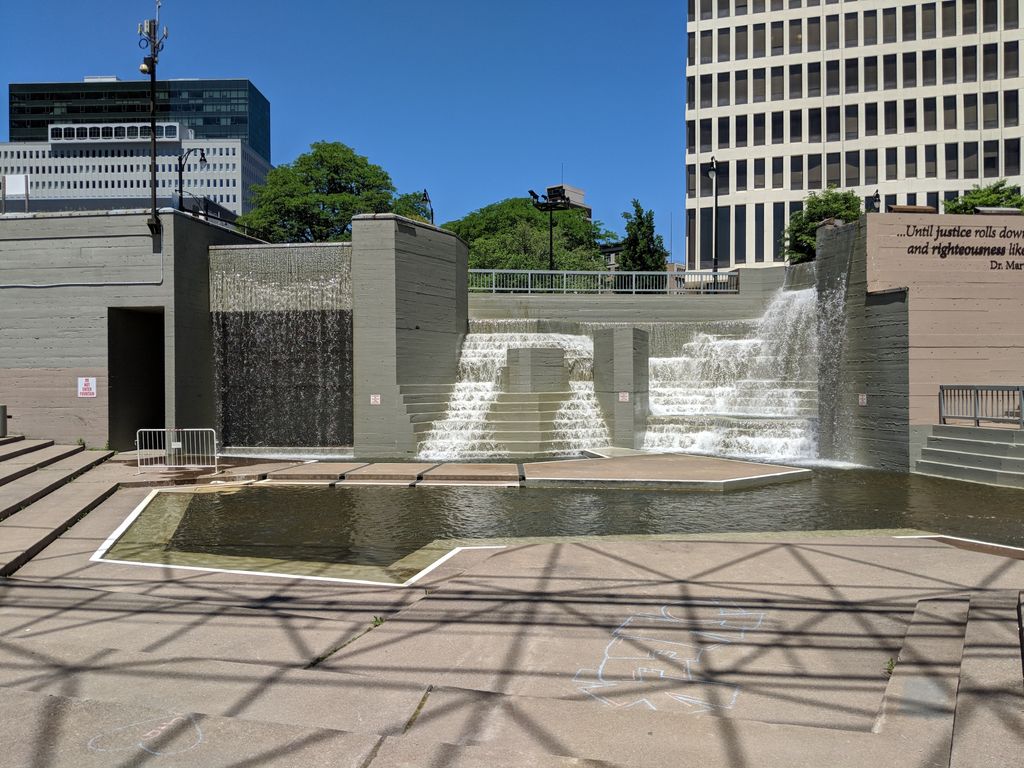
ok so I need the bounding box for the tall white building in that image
[685,0,1024,269]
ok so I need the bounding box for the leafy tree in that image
[619,200,669,271]
[392,192,433,223]
[238,142,422,242]
[783,188,863,264]
[441,198,615,270]
[943,180,1024,214]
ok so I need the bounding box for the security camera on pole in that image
[138,1,168,236]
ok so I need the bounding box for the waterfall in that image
[417,324,609,459]
[642,288,821,460]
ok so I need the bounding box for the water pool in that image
[97,469,1024,584]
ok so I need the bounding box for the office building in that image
[685,0,1024,269]
[2,77,271,215]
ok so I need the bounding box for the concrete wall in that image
[468,265,787,323]
[351,214,468,457]
[0,209,254,448]
[817,212,1024,470]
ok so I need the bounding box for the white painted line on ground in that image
[90,490,506,586]
[895,533,1024,553]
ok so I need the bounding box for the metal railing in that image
[468,269,740,294]
[136,428,219,473]
[939,385,1024,428]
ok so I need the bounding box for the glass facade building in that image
[9,78,271,164]
[685,0,1024,269]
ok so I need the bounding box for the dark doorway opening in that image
[108,308,165,451]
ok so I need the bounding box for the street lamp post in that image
[528,189,572,271]
[706,156,719,274]
[177,148,207,211]
[138,1,168,237]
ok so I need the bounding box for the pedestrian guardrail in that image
[136,428,219,473]
[939,385,1024,428]
[468,269,740,294]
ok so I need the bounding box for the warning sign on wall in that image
[77,377,97,398]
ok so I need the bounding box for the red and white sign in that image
[369,393,382,406]
[77,377,97,398]
[618,391,630,403]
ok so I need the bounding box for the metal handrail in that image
[468,269,740,294]
[938,385,1024,428]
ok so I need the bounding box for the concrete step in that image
[931,424,1024,443]
[914,460,1024,489]
[925,436,1024,458]
[483,418,558,431]
[920,446,1024,472]
[488,404,563,416]
[0,435,24,447]
[0,450,113,521]
[402,393,454,405]
[1,443,84,469]
[403,403,448,416]
[397,685,896,768]
[399,384,454,395]
[0,438,53,463]
[0,686,381,768]
[0,634,431,738]
[873,596,968,754]
[0,473,119,576]
[371,732,623,767]
[487,430,560,442]
[949,591,1024,767]
[494,392,571,404]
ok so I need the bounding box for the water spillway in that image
[417,326,610,460]
[641,288,821,460]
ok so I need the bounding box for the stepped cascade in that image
[418,325,610,460]
[642,288,822,460]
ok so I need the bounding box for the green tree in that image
[619,200,669,271]
[783,188,863,264]
[943,180,1024,214]
[238,142,420,242]
[441,198,615,270]
[392,192,433,223]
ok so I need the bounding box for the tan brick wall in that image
[866,213,1024,425]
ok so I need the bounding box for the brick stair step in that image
[0,687,380,768]
[0,439,53,463]
[1,443,83,469]
[0,475,120,576]
[0,451,112,521]
[949,591,1024,768]
[873,596,968,753]
[0,634,430,738]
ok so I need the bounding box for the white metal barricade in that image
[136,428,219,474]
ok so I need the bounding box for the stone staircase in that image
[485,391,572,457]
[400,383,455,437]
[0,435,116,577]
[915,425,1024,488]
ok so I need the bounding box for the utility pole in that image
[138,1,168,236]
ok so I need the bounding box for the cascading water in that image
[642,288,822,460]
[417,323,609,459]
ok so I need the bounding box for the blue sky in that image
[1,1,685,255]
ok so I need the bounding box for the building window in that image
[943,95,957,129]
[903,53,918,87]
[687,77,695,110]
[687,121,696,154]
[883,55,897,89]
[754,204,765,263]
[963,0,978,33]
[754,158,766,188]
[964,93,978,130]
[808,62,821,96]
[1006,91,1019,127]
[808,154,822,188]
[736,26,749,59]
[736,159,748,190]
[753,23,766,57]
[688,33,696,66]
[922,3,937,38]
[864,10,878,45]
[826,106,841,141]
[886,148,898,180]
[845,59,859,93]
[701,75,713,108]
[1007,41,1020,78]
[772,156,784,188]
[771,66,785,100]
[718,72,731,106]
[865,103,878,135]
[771,21,784,53]
[983,92,999,129]
[1008,0,1020,29]
[701,31,713,63]
[942,48,957,84]
[984,140,999,177]
[753,68,766,102]
[827,152,841,186]
[884,101,898,134]
[772,111,785,143]
[865,149,879,185]
[809,108,822,142]
[754,114,766,144]
[883,8,897,42]
[718,117,730,147]
[902,5,917,40]
[735,71,748,104]
[789,18,802,53]
[718,28,730,61]
[845,151,860,186]
[983,44,998,80]
[773,202,786,261]
[924,97,938,131]
[864,57,878,91]
[964,142,979,178]
[718,0,730,17]
[923,50,937,85]
[905,146,918,177]
[963,46,977,82]
[925,145,938,177]
[826,61,840,95]
[790,156,804,190]
[1006,138,1021,176]
[826,14,839,49]
[789,64,803,98]
[735,205,747,265]
[700,119,712,152]
[807,17,820,51]
[736,115,748,146]
[904,99,918,132]
[943,143,958,179]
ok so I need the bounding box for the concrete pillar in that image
[503,348,568,393]
[0,405,7,438]
[593,328,650,449]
